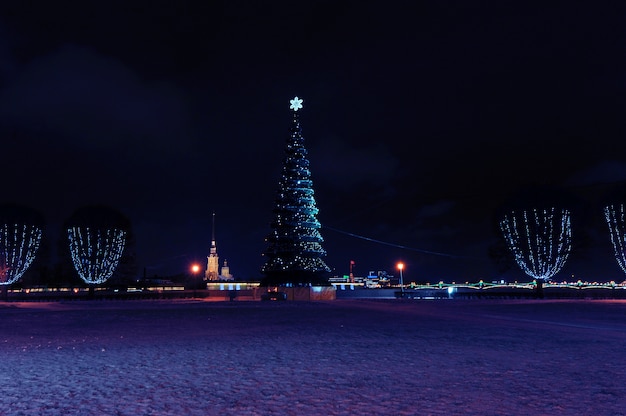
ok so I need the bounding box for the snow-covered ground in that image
[0,298,624,415]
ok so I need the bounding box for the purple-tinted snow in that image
[1,299,625,415]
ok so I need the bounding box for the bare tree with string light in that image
[499,207,572,297]
[603,203,626,280]
[0,204,44,298]
[65,205,130,296]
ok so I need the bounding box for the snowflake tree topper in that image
[290,96,303,111]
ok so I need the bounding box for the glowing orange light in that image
[190,264,201,274]
[397,262,404,271]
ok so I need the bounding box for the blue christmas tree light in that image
[261,96,331,286]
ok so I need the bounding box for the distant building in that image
[205,213,219,281]
[205,213,234,281]
[219,260,233,281]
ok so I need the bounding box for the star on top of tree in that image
[290,96,303,111]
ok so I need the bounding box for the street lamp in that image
[397,262,404,293]
[189,263,202,293]
[349,260,355,283]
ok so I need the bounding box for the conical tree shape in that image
[261,97,331,286]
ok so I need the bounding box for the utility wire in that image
[323,225,481,259]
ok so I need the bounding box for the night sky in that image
[1,1,625,283]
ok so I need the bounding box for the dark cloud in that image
[565,162,626,188]
[310,138,399,191]
[0,24,15,81]
[0,45,195,154]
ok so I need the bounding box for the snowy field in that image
[0,298,625,415]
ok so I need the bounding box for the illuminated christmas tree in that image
[261,96,331,286]
[499,207,572,297]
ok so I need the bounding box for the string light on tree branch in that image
[604,203,626,275]
[0,223,42,285]
[67,227,126,285]
[499,207,572,280]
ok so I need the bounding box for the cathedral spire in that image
[205,211,219,280]
[211,211,215,243]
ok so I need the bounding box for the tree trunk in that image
[535,280,544,299]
